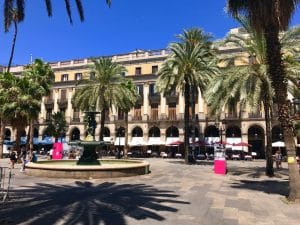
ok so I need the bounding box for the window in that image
[152,65,158,74]
[168,103,177,120]
[118,108,125,120]
[149,83,158,96]
[61,74,68,82]
[135,67,142,75]
[151,104,158,120]
[46,109,52,121]
[60,89,67,100]
[90,72,95,80]
[75,73,82,81]
[134,106,142,120]
[121,71,126,77]
[73,108,80,121]
[136,85,143,96]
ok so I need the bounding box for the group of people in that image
[9,147,37,171]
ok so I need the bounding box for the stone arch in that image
[132,126,143,137]
[116,127,125,137]
[166,126,179,137]
[33,128,39,138]
[248,125,265,159]
[103,127,110,137]
[226,125,241,137]
[149,126,160,137]
[204,125,219,137]
[272,125,284,142]
[70,127,80,141]
[188,126,199,137]
[4,128,11,140]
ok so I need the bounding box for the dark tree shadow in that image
[0,182,189,225]
[227,166,289,178]
[230,179,289,196]
[167,160,214,166]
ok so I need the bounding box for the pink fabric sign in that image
[214,159,226,175]
[52,142,63,160]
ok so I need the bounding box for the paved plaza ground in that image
[0,157,300,225]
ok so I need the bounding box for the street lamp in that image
[219,122,225,147]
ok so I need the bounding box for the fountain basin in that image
[25,159,150,179]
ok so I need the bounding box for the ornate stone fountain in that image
[76,111,101,165]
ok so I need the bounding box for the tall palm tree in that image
[115,80,138,158]
[227,0,300,202]
[157,28,219,164]
[23,59,54,154]
[2,74,41,154]
[72,57,126,142]
[207,17,300,177]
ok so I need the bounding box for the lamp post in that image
[219,122,225,147]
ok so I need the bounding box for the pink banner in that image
[214,159,226,175]
[52,142,63,160]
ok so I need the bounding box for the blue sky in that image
[0,0,300,65]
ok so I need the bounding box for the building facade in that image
[5,29,297,158]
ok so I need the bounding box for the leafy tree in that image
[45,112,67,142]
[227,0,300,202]
[157,28,219,163]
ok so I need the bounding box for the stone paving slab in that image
[0,157,300,225]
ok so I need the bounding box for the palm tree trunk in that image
[191,86,196,161]
[99,108,106,141]
[0,118,5,158]
[124,112,129,158]
[263,99,274,176]
[7,20,17,73]
[184,82,190,164]
[265,26,300,201]
[28,120,34,158]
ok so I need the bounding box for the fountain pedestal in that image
[77,141,101,165]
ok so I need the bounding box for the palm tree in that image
[115,80,138,158]
[23,59,54,154]
[2,74,41,154]
[72,57,126,142]
[207,19,300,176]
[157,28,219,163]
[3,0,111,25]
[227,0,300,202]
[0,72,16,158]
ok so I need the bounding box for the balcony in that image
[57,98,68,108]
[135,95,143,105]
[132,115,142,121]
[166,95,178,104]
[225,113,239,119]
[248,112,262,118]
[44,98,54,109]
[149,95,161,104]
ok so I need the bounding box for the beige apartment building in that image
[4,28,299,158]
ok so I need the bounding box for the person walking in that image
[20,146,27,172]
[275,150,282,169]
[9,151,17,169]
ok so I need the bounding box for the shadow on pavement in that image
[227,166,289,178]
[230,179,289,196]
[0,181,189,225]
[167,160,214,166]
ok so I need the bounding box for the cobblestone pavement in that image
[0,157,299,225]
